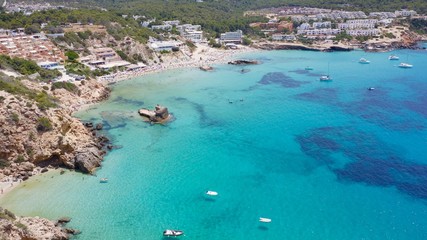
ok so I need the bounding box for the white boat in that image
[259,217,272,223]
[305,66,313,70]
[206,191,218,196]
[163,229,184,237]
[398,62,413,68]
[320,63,332,81]
[359,58,370,64]
[100,178,108,183]
[368,87,375,91]
[319,75,332,81]
[388,55,399,60]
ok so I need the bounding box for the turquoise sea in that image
[2,44,427,239]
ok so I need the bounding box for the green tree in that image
[65,50,79,61]
[24,23,41,34]
[242,36,252,46]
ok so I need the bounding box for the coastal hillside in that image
[0,75,110,178]
[11,0,427,14]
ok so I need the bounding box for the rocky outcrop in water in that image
[199,65,214,71]
[138,105,171,124]
[228,60,259,65]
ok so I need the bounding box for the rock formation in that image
[228,60,259,65]
[138,104,171,123]
[0,208,71,240]
[199,65,214,71]
[0,79,111,177]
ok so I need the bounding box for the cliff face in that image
[0,208,70,240]
[0,79,110,177]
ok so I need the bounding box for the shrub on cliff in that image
[0,159,10,169]
[35,92,57,110]
[37,117,53,132]
[51,82,80,95]
[242,36,252,46]
[0,55,39,75]
[65,62,91,77]
[0,55,61,81]
[39,69,62,81]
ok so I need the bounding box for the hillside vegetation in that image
[12,0,427,14]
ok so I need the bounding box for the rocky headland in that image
[0,77,111,238]
[0,79,111,178]
[0,207,80,240]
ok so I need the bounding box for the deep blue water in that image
[1,45,427,239]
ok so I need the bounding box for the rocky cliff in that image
[0,79,111,178]
[0,208,72,240]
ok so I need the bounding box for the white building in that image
[313,21,331,29]
[369,12,396,19]
[346,29,380,36]
[38,61,64,70]
[338,23,375,30]
[163,20,180,26]
[182,30,203,43]
[141,19,156,28]
[347,19,378,24]
[271,34,297,41]
[176,24,201,33]
[150,40,183,51]
[395,10,417,17]
[220,30,243,44]
[174,24,203,43]
[378,19,394,26]
[151,24,172,31]
[297,23,311,30]
[297,28,341,36]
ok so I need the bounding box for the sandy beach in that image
[0,167,47,197]
[97,43,258,84]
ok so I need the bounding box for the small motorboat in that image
[319,75,332,81]
[259,217,272,223]
[368,87,375,91]
[100,178,108,183]
[398,62,413,68]
[359,58,370,64]
[388,55,399,60]
[163,229,184,237]
[206,191,218,196]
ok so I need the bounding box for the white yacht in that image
[398,63,413,68]
[100,178,108,183]
[259,217,272,223]
[388,55,399,60]
[320,75,332,81]
[206,191,218,196]
[359,58,370,64]
[320,63,332,81]
[163,230,184,237]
